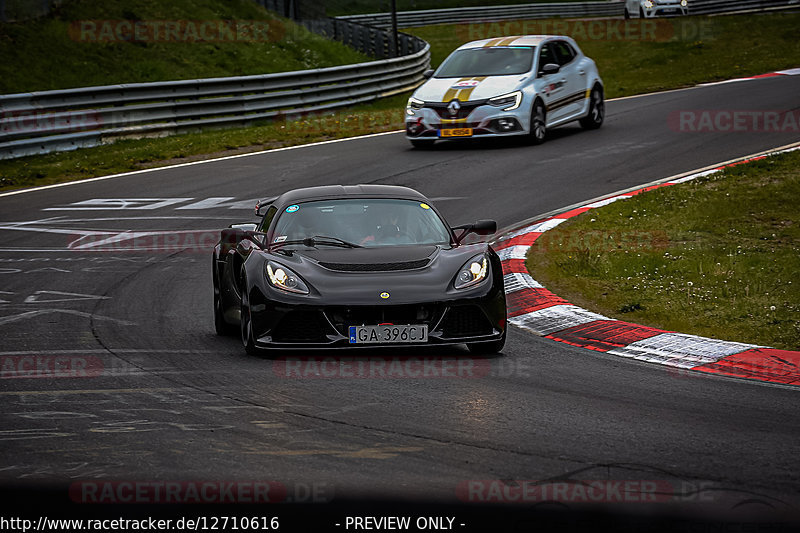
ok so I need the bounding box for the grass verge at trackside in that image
[525,150,800,350]
[0,0,369,93]
[2,12,799,192]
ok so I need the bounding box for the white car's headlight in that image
[644,0,654,8]
[406,97,424,115]
[680,0,687,6]
[454,254,489,290]
[266,261,309,294]
[487,91,522,111]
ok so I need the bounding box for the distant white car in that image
[404,35,604,148]
[624,0,688,18]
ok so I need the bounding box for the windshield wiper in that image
[271,235,362,250]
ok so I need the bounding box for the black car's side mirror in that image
[540,63,560,76]
[453,219,497,243]
[220,227,246,247]
[422,69,434,79]
[471,219,497,235]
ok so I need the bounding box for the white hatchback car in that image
[405,35,604,148]
[624,0,688,18]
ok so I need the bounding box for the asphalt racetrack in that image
[0,74,799,531]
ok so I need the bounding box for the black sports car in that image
[212,185,506,355]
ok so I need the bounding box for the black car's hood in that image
[261,243,493,305]
[290,244,439,267]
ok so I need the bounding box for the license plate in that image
[439,128,473,138]
[349,324,428,344]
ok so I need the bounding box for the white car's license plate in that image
[439,128,473,138]
[349,324,428,344]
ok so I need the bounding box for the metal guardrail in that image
[0,23,428,160]
[688,0,799,14]
[337,2,625,29]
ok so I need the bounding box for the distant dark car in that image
[212,185,506,355]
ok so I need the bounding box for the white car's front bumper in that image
[405,99,533,141]
[642,1,688,17]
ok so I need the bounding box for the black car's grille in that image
[325,305,442,336]
[318,259,430,272]
[425,100,486,120]
[439,305,494,338]
[271,310,331,343]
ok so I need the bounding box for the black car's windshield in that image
[271,199,452,247]
[435,47,534,78]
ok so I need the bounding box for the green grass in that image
[0,0,370,93]
[526,150,800,350]
[407,13,800,97]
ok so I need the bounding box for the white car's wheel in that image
[580,86,604,130]
[528,100,547,145]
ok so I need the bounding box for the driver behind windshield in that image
[360,205,407,245]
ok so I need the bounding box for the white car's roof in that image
[457,35,557,50]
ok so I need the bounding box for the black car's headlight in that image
[487,91,522,111]
[454,254,489,290]
[406,97,424,115]
[265,261,309,295]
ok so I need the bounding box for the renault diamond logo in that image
[447,99,461,116]
[380,292,390,299]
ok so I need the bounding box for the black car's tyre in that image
[410,139,435,149]
[639,6,645,18]
[467,330,506,354]
[214,291,236,336]
[579,86,604,130]
[239,270,259,356]
[213,258,237,336]
[528,100,547,145]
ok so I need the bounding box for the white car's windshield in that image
[435,47,534,78]
[271,199,452,247]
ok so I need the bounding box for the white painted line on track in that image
[0,130,403,199]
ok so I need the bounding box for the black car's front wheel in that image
[467,329,506,354]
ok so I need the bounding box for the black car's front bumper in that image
[247,291,506,350]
